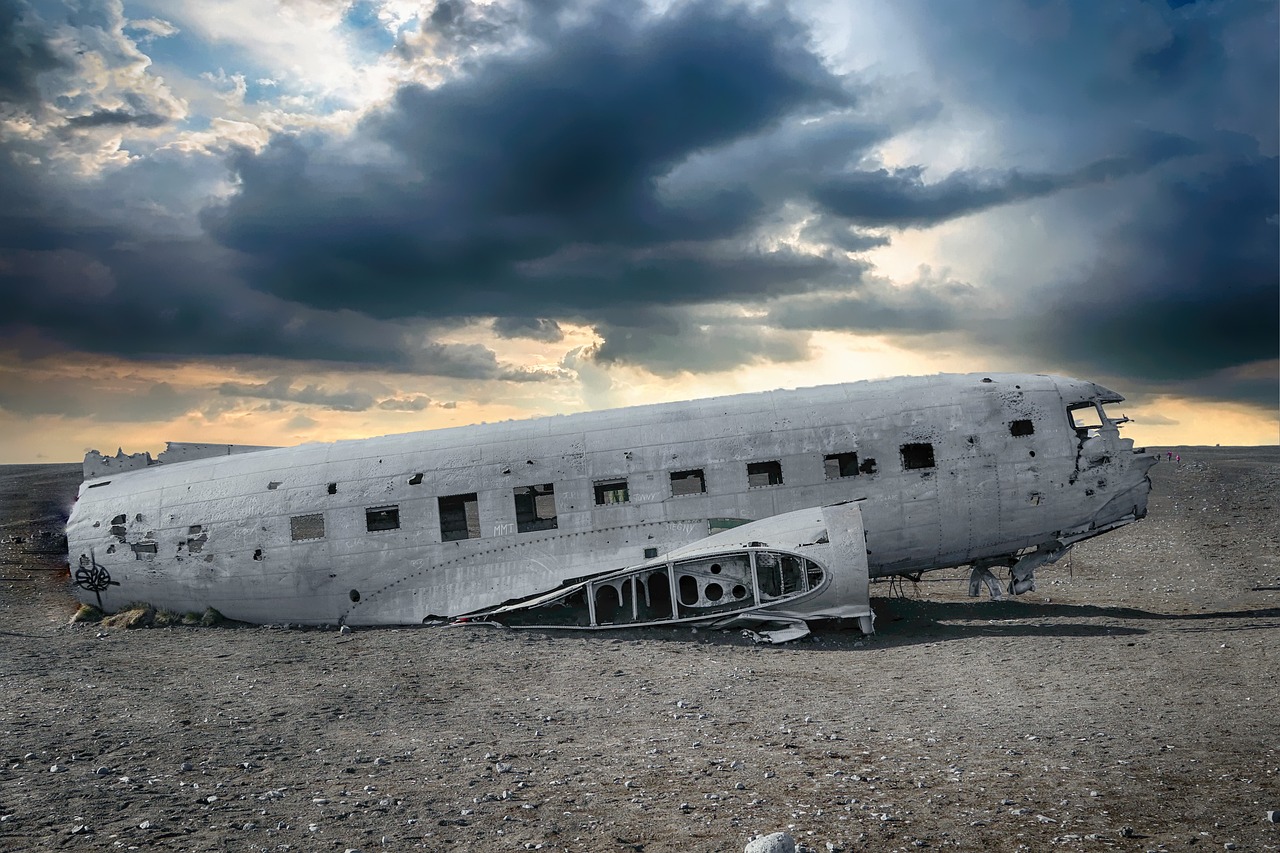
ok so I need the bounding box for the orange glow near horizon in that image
[0,337,1275,464]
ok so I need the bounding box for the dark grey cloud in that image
[769,267,986,335]
[1022,155,1278,401]
[205,0,853,321]
[0,0,1273,417]
[64,107,169,129]
[378,395,433,411]
[492,317,564,343]
[811,132,1199,228]
[0,0,65,108]
[589,305,812,375]
[219,377,376,412]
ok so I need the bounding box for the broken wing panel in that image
[475,502,873,633]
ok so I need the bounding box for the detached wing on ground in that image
[469,502,873,642]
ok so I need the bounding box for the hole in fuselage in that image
[678,575,699,606]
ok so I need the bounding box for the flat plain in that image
[1,448,1277,852]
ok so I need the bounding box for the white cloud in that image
[126,17,179,41]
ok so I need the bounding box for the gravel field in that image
[1,447,1277,852]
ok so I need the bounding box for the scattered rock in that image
[745,831,797,853]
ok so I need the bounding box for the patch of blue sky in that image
[128,21,258,88]
[341,0,400,56]
[181,113,212,132]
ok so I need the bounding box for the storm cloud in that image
[0,0,1274,424]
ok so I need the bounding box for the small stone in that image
[373,757,387,766]
[735,781,747,790]
[49,764,62,773]
[744,831,797,853]
[494,762,513,774]
[1119,826,1136,838]
[138,820,151,829]
[94,766,111,776]
[339,625,351,635]
[180,761,193,771]
[1267,810,1279,823]
[70,824,89,835]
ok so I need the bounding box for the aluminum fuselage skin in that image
[65,373,1154,625]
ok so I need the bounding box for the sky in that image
[0,0,1276,463]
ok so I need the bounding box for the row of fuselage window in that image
[286,440,956,545]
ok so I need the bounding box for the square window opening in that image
[594,478,629,505]
[514,483,558,532]
[824,452,859,479]
[900,442,936,470]
[670,468,706,496]
[439,493,480,541]
[366,505,400,532]
[747,460,784,488]
[1010,419,1035,437]
[290,513,325,541]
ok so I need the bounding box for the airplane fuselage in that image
[65,373,1156,625]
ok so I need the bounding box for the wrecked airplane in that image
[64,373,1157,639]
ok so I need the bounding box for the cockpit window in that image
[1068,403,1103,433]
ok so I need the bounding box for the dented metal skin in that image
[64,373,1156,629]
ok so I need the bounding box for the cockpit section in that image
[1055,378,1158,532]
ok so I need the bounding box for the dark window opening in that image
[327,483,337,495]
[366,505,400,532]
[643,546,659,559]
[900,442,936,470]
[130,541,158,556]
[439,493,480,541]
[678,574,699,606]
[87,480,111,488]
[514,483,558,533]
[349,589,360,602]
[111,514,126,525]
[253,548,263,561]
[824,452,859,479]
[290,513,325,541]
[859,457,878,475]
[747,460,783,488]
[670,469,706,496]
[187,530,208,553]
[408,473,423,485]
[267,481,281,490]
[594,478,629,505]
[1010,419,1035,437]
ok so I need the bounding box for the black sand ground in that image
[1,449,1277,852]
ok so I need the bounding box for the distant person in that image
[1166,451,1173,461]
[1176,454,1181,463]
